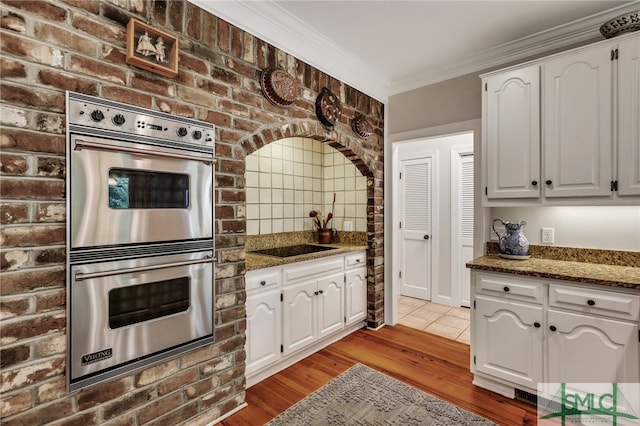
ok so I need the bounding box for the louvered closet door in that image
[459,154,474,307]
[400,157,432,300]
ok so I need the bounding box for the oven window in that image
[108,277,190,329]
[108,169,189,209]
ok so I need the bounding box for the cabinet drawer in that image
[345,252,366,269]
[246,269,281,293]
[475,273,543,303]
[284,256,343,285]
[549,284,640,321]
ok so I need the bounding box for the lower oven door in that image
[69,251,213,390]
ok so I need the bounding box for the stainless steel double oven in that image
[66,92,215,390]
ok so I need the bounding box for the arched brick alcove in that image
[236,119,384,328]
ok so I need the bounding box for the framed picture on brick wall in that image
[126,18,178,78]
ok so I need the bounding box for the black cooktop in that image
[250,244,338,258]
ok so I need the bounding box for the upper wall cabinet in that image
[618,36,640,196]
[543,43,613,198]
[484,65,540,199]
[481,33,640,206]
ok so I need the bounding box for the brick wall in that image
[0,0,385,424]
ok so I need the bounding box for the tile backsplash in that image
[246,137,368,235]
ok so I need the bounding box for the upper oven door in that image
[70,134,213,248]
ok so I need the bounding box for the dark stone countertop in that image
[246,243,367,271]
[467,254,640,290]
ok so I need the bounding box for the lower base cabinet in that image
[471,271,640,397]
[246,288,281,373]
[547,308,639,384]
[475,295,543,390]
[345,267,367,326]
[246,251,367,386]
[282,271,344,355]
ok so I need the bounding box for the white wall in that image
[490,206,640,251]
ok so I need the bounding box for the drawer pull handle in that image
[549,325,557,332]
[260,280,266,286]
[314,291,319,296]
[587,299,595,306]
[356,259,360,263]
[534,322,541,328]
[531,180,538,186]
[546,179,553,186]
[503,286,510,292]
[318,290,324,295]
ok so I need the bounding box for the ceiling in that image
[190,1,639,101]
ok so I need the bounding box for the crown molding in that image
[389,1,640,95]
[189,0,390,102]
[190,1,639,102]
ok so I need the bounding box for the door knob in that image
[423,235,430,240]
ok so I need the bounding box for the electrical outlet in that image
[343,221,353,231]
[542,227,554,244]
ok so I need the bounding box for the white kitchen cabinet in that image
[246,251,366,386]
[246,288,282,375]
[482,32,640,205]
[617,35,640,196]
[546,282,640,383]
[282,271,345,355]
[471,271,640,397]
[474,295,543,390]
[484,65,540,199]
[282,279,317,354]
[245,268,282,377]
[317,272,346,338]
[345,267,367,326]
[547,308,638,383]
[344,251,367,326]
[543,43,613,198]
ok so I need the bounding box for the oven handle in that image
[74,256,213,282]
[74,140,214,165]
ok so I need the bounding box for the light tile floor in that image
[397,296,471,344]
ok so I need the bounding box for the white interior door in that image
[399,156,432,300]
[459,154,474,307]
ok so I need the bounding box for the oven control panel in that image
[67,93,214,147]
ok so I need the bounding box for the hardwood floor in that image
[219,325,538,425]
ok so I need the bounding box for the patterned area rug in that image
[266,364,496,425]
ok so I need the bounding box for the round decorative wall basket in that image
[315,87,342,129]
[260,67,298,107]
[600,10,640,39]
[351,114,373,139]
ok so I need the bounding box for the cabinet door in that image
[317,272,345,338]
[246,289,282,375]
[282,280,317,355]
[485,65,541,199]
[617,35,640,196]
[547,309,639,383]
[345,267,367,326]
[543,44,613,198]
[475,296,543,390]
